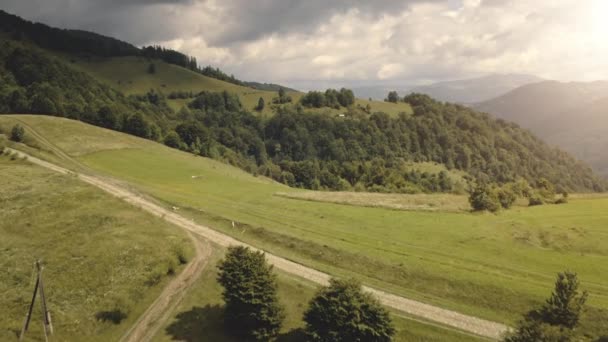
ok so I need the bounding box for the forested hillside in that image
[0,12,605,193]
[0,9,290,92]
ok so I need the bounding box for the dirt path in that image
[119,233,212,342]
[9,148,509,340]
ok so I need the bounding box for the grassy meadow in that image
[62,55,413,117]
[0,150,193,341]
[274,191,471,212]
[2,115,608,339]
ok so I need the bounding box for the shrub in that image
[10,124,25,142]
[497,186,517,209]
[163,131,182,149]
[468,184,501,212]
[217,246,284,341]
[528,192,544,206]
[304,278,395,342]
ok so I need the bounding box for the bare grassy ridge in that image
[275,191,471,212]
[63,55,413,117]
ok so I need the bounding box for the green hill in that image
[0,9,605,194]
[2,115,608,339]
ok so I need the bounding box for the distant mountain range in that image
[410,74,544,104]
[475,80,608,176]
[353,74,543,103]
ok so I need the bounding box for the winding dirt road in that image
[9,148,509,340]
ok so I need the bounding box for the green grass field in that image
[62,55,413,117]
[3,115,608,339]
[152,247,484,342]
[0,150,193,341]
[274,191,471,212]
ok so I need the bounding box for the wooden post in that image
[19,260,53,341]
[19,268,39,341]
[38,261,50,341]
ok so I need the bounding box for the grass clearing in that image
[3,115,608,339]
[274,191,470,212]
[152,247,484,342]
[0,153,193,341]
[60,55,413,117]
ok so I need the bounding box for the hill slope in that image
[2,115,608,339]
[475,80,608,176]
[0,147,193,341]
[410,74,544,104]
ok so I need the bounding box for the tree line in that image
[215,246,594,341]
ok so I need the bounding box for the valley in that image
[2,6,608,341]
[2,115,608,340]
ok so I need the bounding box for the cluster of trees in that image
[468,178,570,212]
[386,91,401,103]
[272,88,292,104]
[141,45,198,71]
[217,246,395,341]
[167,90,196,99]
[504,272,588,342]
[300,88,355,109]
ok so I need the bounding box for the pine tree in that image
[217,246,284,341]
[304,278,395,342]
[256,97,265,111]
[539,272,588,329]
[504,272,587,342]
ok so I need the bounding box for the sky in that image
[2,0,608,89]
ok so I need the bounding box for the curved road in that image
[9,148,509,340]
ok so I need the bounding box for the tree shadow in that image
[165,304,237,342]
[165,304,307,342]
[276,328,307,342]
[95,309,127,324]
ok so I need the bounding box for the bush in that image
[468,184,501,212]
[304,278,395,342]
[497,186,517,209]
[10,124,25,142]
[217,246,284,341]
[528,192,544,206]
[163,131,182,149]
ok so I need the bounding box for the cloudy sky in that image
[2,0,608,89]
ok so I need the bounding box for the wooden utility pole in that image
[19,260,53,341]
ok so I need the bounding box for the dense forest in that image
[0,13,605,194]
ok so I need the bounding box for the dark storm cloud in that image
[0,0,441,45]
[0,0,195,44]
[207,0,441,45]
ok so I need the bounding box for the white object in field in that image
[231,221,235,228]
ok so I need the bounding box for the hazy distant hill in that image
[352,85,408,101]
[410,74,544,104]
[475,80,608,176]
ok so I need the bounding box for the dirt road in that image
[119,233,212,342]
[9,148,509,340]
